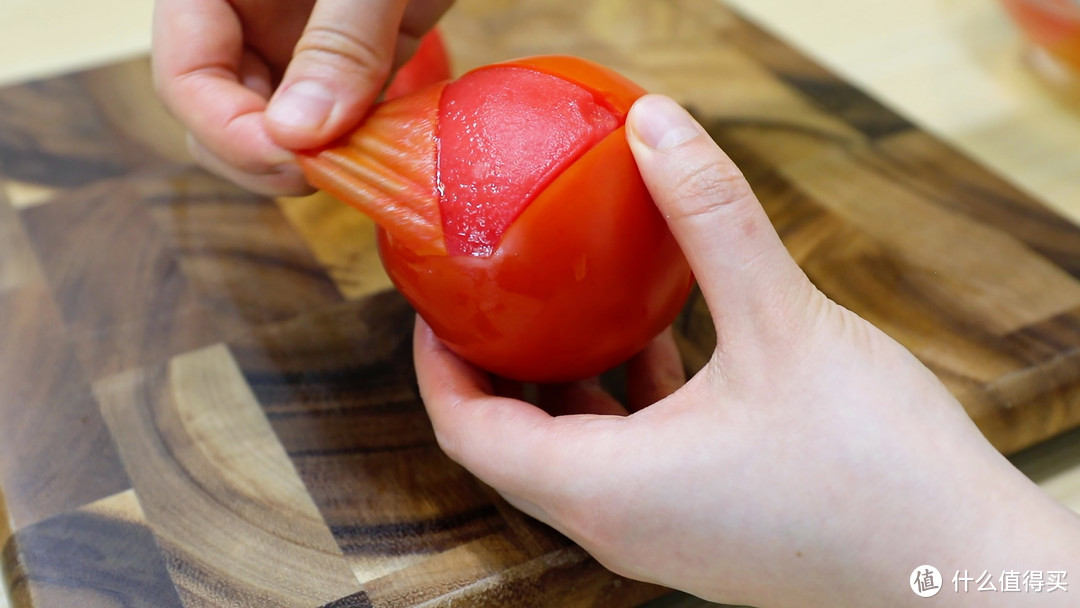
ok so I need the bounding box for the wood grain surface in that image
[3,0,1080,606]
[724,0,1080,225]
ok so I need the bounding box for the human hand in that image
[415,94,1080,606]
[152,0,454,195]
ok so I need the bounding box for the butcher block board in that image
[3,0,1080,606]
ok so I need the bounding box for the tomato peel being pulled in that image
[298,55,694,382]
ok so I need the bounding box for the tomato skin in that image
[379,126,694,382]
[384,28,453,100]
[297,82,447,256]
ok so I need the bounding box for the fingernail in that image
[267,80,335,130]
[630,95,705,151]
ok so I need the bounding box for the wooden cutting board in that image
[3,0,1080,606]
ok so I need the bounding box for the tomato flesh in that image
[379,126,694,382]
[437,67,619,257]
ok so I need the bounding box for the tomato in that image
[380,126,693,381]
[384,28,453,101]
[1000,0,1080,71]
[299,56,694,382]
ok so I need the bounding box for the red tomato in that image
[1000,0,1080,71]
[384,28,453,100]
[299,56,694,382]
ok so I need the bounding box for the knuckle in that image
[431,425,464,464]
[669,156,755,221]
[185,129,252,174]
[295,25,391,81]
[184,132,218,168]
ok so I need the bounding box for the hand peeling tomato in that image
[299,56,693,382]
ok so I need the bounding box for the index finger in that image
[153,0,294,176]
[414,316,636,509]
[414,318,556,488]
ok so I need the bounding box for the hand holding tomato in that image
[152,0,453,195]
[416,95,1080,605]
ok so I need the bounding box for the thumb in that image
[626,94,813,337]
[265,0,408,150]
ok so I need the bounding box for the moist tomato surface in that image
[436,66,619,257]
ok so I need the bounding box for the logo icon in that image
[911,565,942,598]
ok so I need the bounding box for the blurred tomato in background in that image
[1000,0,1080,73]
[385,28,453,100]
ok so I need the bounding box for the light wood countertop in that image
[0,0,152,88]
[725,0,1080,224]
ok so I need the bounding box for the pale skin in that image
[416,96,1080,607]
[153,4,1080,604]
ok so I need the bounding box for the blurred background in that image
[2,0,1078,218]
